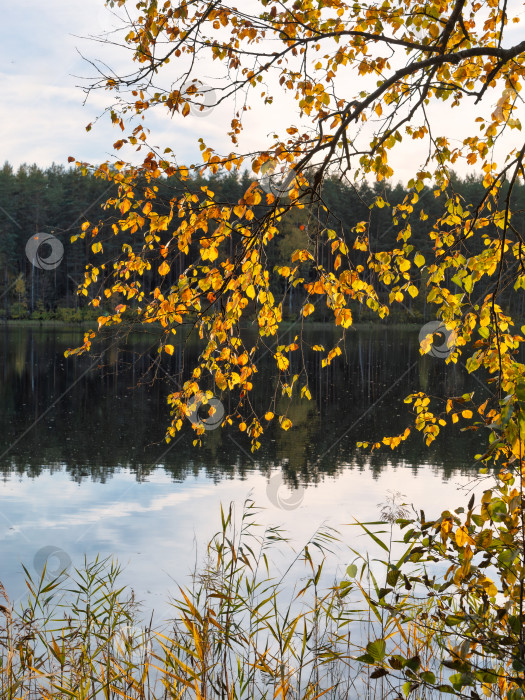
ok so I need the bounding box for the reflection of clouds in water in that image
[2,526,23,539]
[0,465,482,544]
[10,487,216,532]
[0,465,484,622]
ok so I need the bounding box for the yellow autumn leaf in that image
[303,303,315,316]
[215,372,227,390]
[336,308,352,328]
[64,0,525,474]
[275,352,289,371]
[165,345,174,355]
[481,578,498,597]
[455,526,468,547]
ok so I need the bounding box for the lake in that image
[0,324,490,620]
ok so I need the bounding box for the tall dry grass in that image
[0,499,451,699]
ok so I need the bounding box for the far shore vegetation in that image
[2,163,525,326]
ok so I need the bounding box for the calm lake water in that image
[0,324,490,619]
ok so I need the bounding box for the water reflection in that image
[0,464,484,622]
[0,324,492,616]
[0,324,484,483]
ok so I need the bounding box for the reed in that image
[0,498,483,699]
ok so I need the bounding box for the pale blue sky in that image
[0,0,225,169]
[2,0,524,183]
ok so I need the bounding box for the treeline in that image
[1,161,524,322]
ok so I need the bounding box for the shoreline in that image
[0,318,423,331]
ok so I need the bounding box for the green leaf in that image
[498,548,517,568]
[404,654,421,671]
[488,499,507,521]
[388,654,406,670]
[445,614,463,626]
[449,673,465,689]
[509,615,521,634]
[346,564,358,578]
[475,669,499,684]
[420,671,436,684]
[513,658,525,672]
[437,684,456,694]
[356,653,375,664]
[367,639,386,662]
[517,381,525,403]
[353,520,389,552]
[386,566,400,587]
[402,681,414,697]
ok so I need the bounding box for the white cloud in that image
[2,0,524,182]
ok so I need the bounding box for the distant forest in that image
[1,161,524,323]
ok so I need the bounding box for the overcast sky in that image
[0,0,221,169]
[2,0,524,184]
[1,0,299,172]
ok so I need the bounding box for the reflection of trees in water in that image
[0,327,490,486]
